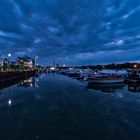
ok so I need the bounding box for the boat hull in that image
[124,78,140,84]
[68,73,80,77]
[87,79,124,84]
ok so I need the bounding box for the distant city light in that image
[134,64,137,69]
[69,67,74,70]
[50,67,55,70]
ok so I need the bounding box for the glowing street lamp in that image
[134,64,137,69]
[8,53,11,57]
[8,53,12,71]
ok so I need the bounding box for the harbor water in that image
[0,74,140,140]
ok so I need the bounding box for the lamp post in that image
[8,53,11,71]
[34,56,38,69]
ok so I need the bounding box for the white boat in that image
[88,78,124,84]
[78,69,97,80]
[87,72,124,84]
[67,69,80,77]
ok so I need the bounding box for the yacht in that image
[86,72,124,84]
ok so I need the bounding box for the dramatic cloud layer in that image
[0,0,140,65]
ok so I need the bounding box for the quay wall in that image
[0,70,36,82]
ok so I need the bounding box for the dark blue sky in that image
[0,0,140,65]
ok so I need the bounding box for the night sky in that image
[0,0,140,65]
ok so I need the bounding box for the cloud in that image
[0,0,139,65]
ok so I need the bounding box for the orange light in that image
[134,64,137,68]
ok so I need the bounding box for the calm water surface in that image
[0,74,140,140]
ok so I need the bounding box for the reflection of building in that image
[18,77,39,88]
[0,59,3,71]
[17,56,34,69]
[86,83,125,93]
[128,84,140,92]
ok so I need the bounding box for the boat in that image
[67,70,80,77]
[86,72,124,84]
[66,68,80,77]
[124,69,140,84]
[77,69,97,80]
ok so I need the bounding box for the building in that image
[17,56,34,69]
[0,59,3,67]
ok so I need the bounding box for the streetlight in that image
[8,53,11,57]
[8,53,11,71]
[134,64,137,69]
[34,56,38,68]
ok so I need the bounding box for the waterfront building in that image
[17,56,34,69]
[0,59,3,71]
[0,59,3,67]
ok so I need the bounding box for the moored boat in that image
[124,69,140,84]
[67,70,80,77]
[86,72,124,84]
[66,68,80,77]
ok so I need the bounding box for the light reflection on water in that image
[0,74,140,140]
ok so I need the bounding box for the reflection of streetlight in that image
[35,78,39,88]
[8,99,12,106]
[8,87,12,106]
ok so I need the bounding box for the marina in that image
[0,0,140,139]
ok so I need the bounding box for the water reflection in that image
[86,83,125,93]
[1,74,140,139]
[8,87,12,106]
[128,84,140,92]
[17,77,39,88]
[0,77,39,91]
[0,76,39,107]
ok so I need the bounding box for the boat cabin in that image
[127,69,140,78]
